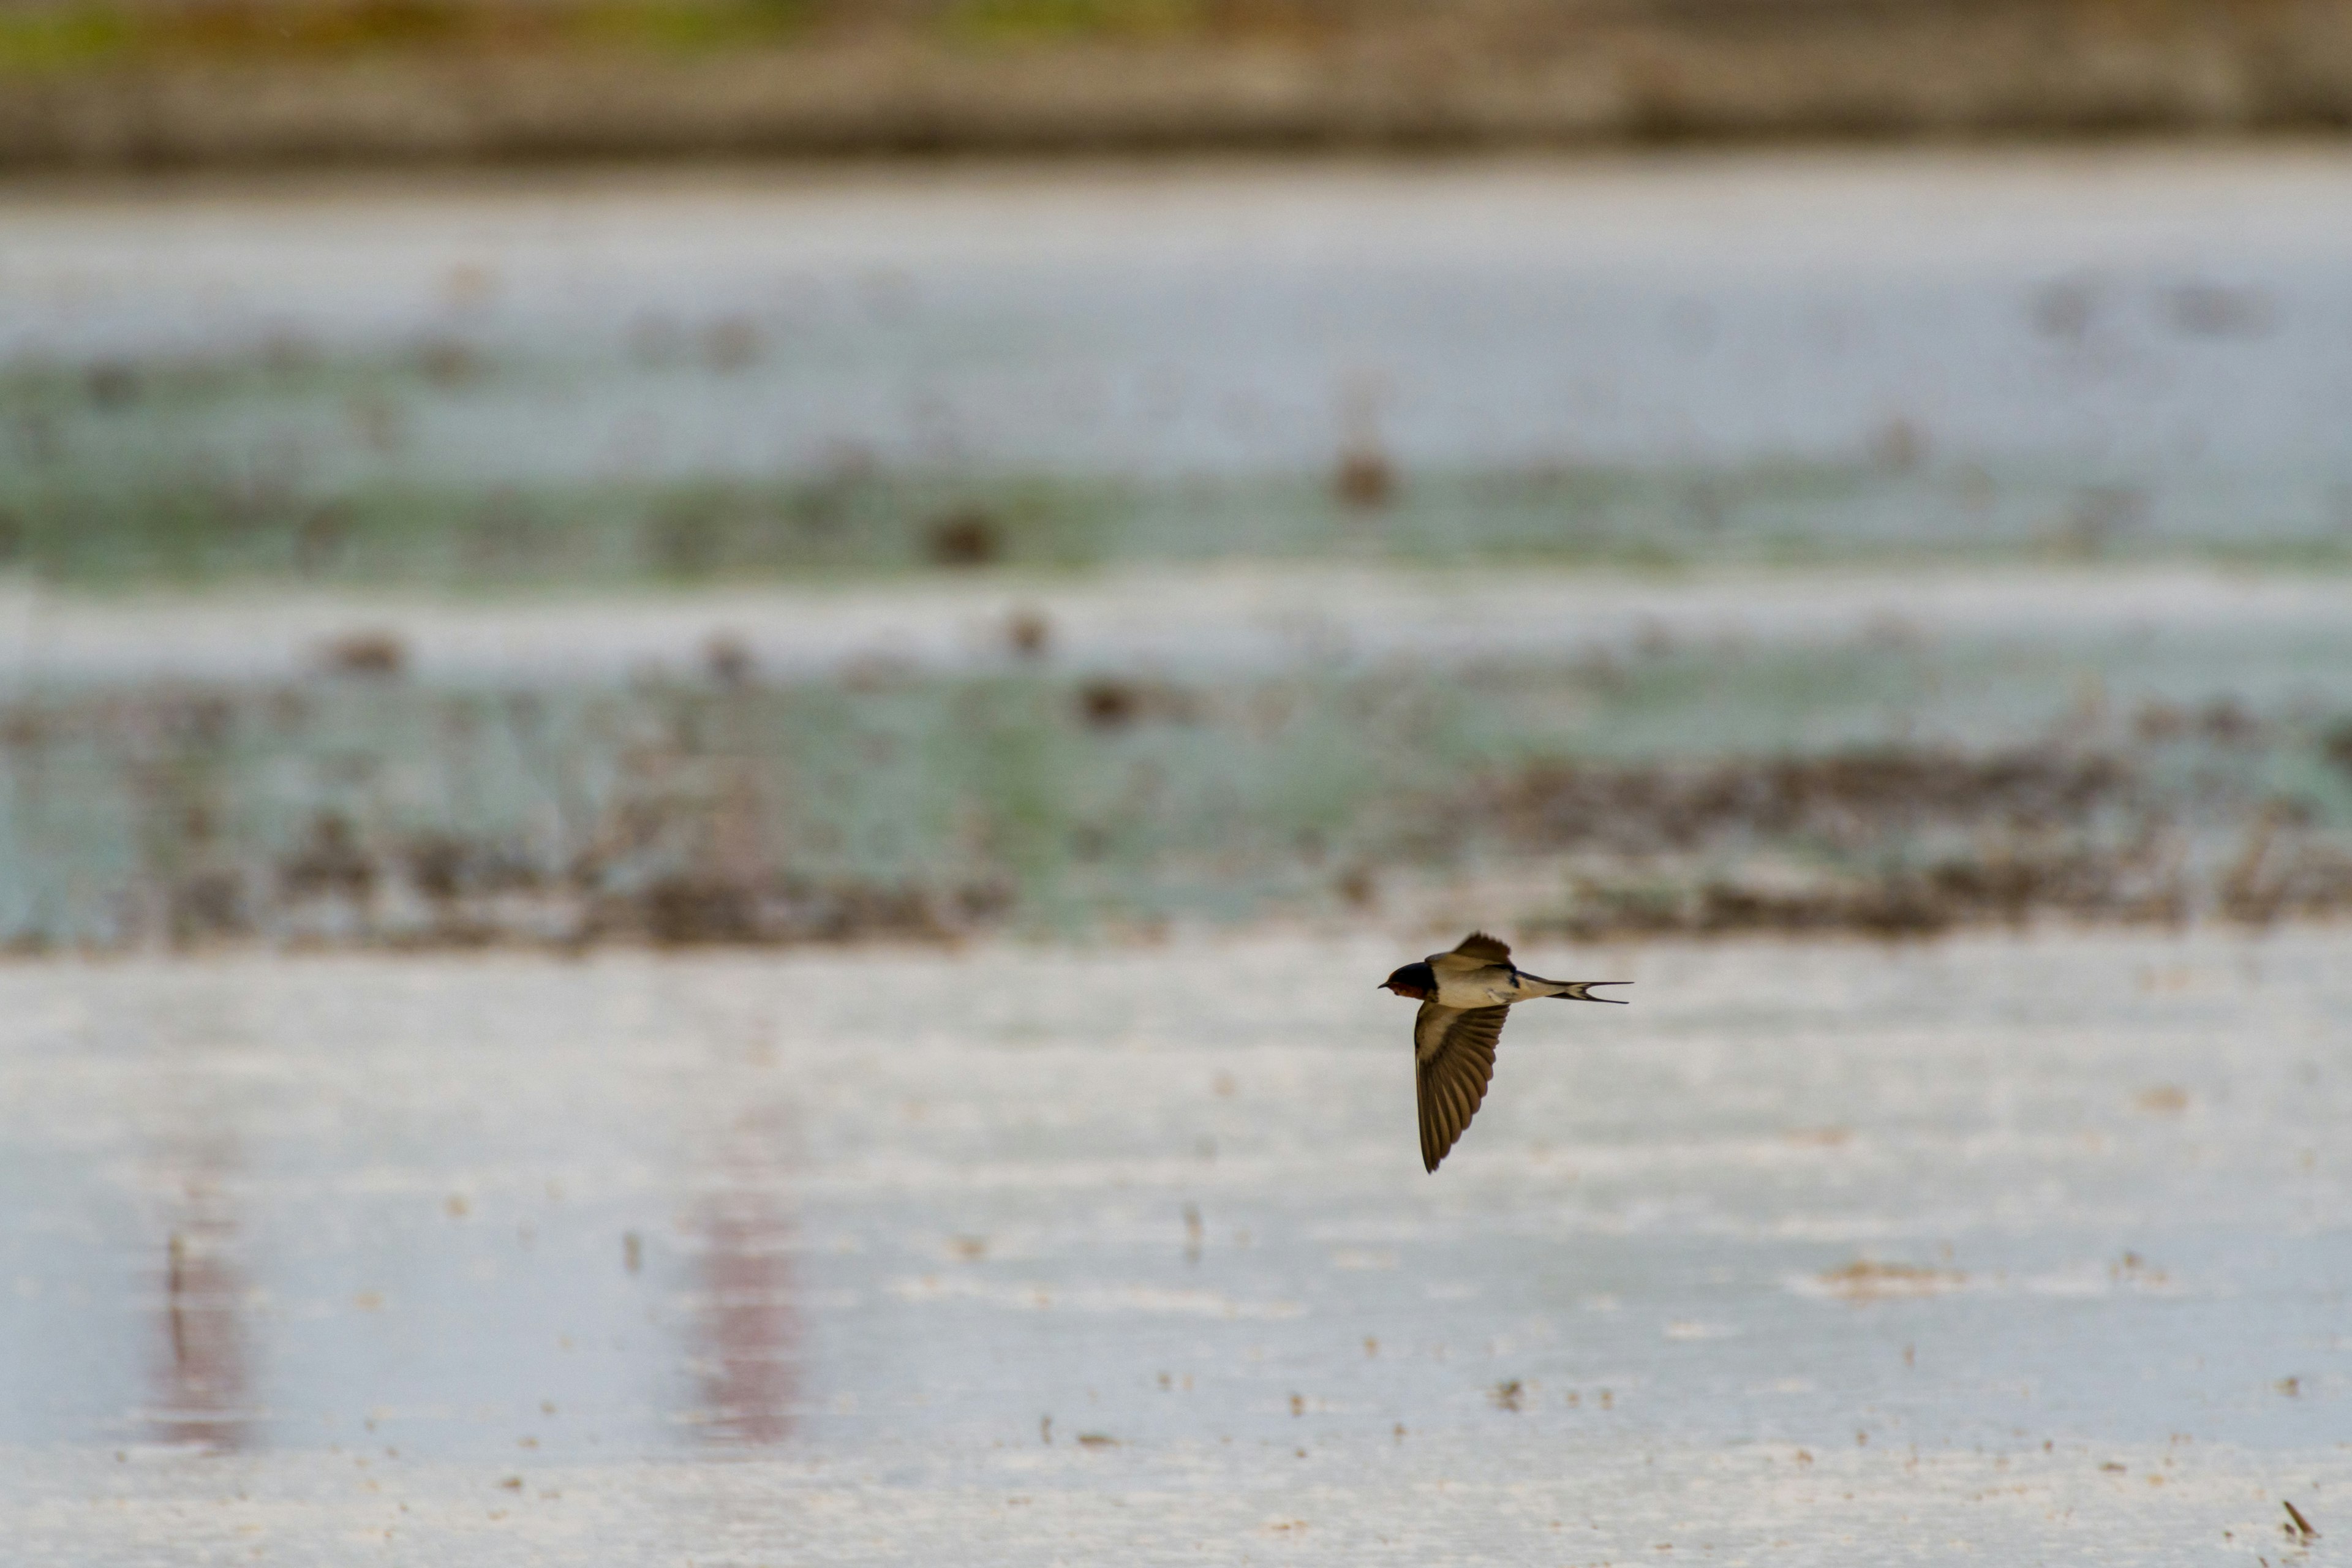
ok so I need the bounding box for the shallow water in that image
[2,562,2351,951]
[6,148,2352,583]
[4,562,2351,688]
[10,148,2352,473]
[4,928,2348,1561]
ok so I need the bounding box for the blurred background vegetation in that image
[5,0,2352,164]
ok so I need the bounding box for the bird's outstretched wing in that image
[1450,931,1513,965]
[1414,1002,1509,1172]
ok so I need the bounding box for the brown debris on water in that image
[168,870,250,946]
[925,508,1001,567]
[2323,722,2352,778]
[1075,679,1199,731]
[1334,446,1395,509]
[704,634,754,687]
[2210,801,2352,927]
[1006,608,1051,659]
[315,631,406,679]
[1079,679,1139,729]
[415,337,479,388]
[1814,1259,1969,1302]
[639,877,761,946]
[280,813,375,903]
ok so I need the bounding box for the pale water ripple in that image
[1,928,2347,1560]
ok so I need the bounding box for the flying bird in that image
[1380,932,1626,1172]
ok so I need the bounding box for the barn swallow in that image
[1381,932,1626,1172]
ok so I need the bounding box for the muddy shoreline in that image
[6,0,2352,169]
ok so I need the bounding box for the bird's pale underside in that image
[1382,932,1627,1172]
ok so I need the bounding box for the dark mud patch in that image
[1493,747,2352,939]
[1483,748,2131,855]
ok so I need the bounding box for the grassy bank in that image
[3,0,2351,167]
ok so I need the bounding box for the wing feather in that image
[1450,931,1513,965]
[1412,1003,1509,1172]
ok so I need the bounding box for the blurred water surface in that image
[5,146,2352,582]
[2,930,2349,1561]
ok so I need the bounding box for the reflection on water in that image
[6,932,2350,1499]
[684,1102,799,1448]
[1,962,824,1460]
[148,1135,255,1450]
[140,988,264,1450]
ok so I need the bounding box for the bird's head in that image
[1379,961,1436,1000]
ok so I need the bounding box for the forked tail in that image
[1547,980,1629,1004]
